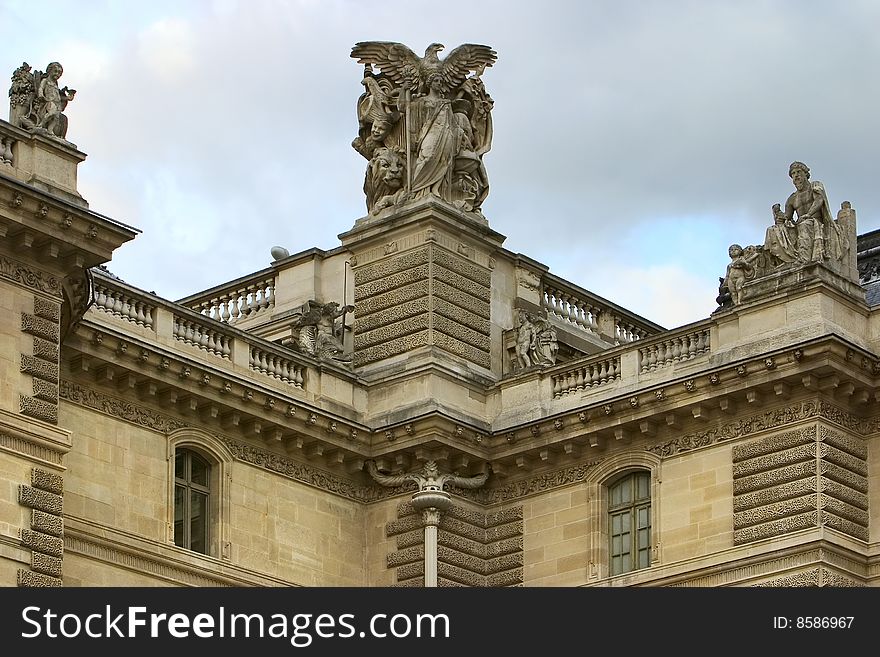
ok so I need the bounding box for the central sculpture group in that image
[350,41,497,218]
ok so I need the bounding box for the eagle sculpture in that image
[350,41,497,97]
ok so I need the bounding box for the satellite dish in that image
[270,246,290,261]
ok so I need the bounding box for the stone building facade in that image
[1,50,878,588]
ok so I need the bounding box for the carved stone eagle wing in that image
[437,44,497,94]
[351,41,422,90]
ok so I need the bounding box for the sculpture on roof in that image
[350,41,497,218]
[8,61,76,142]
[716,161,856,310]
[514,310,559,370]
[283,300,355,364]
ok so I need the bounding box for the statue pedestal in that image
[339,198,506,375]
[0,120,87,207]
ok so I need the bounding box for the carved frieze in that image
[0,256,61,296]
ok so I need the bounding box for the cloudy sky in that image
[3,0,879,330]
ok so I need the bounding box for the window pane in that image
[636,473,650,500]
[610,482,622,506]
[190,454,209,487]
[174,452,185,480]
[608,472,651,577]
[190,491,207,554]
[173,484,185,548]
[638,506,650,529]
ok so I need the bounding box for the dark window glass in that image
[609,472,651,576]
[173,449,211,554]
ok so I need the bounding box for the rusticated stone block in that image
[17,569,62,587]
[33,296,61,321]
[21,529,63,557]
[21,397,57,427]
[32,509,64,537]
[733,461,816,495]
[733,494,815,530]
[822,444,868,477]
[354,281,429,317]
[432,249,491,288]
[487,568,524,587]
[732,427,815,462]
[32,468,63,494]
[32,552,63,577]
[32,378,59,402]
[20,355,59,382]
[820,426,867,460]
[354,247,430,284]
[824,463,868,494]
[821,511,869,541]
[19,484,63,514]
[433,280,490,319]
[387,546,423,568]
[733,511,817,545]
[354,265,429,301]
[21,313,59,341]
[32,338,59,363]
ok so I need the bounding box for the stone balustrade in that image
[180,272,276,324]
[543,283,601,335]
[638,326,711,373]
[173,315,231,360]
[0,134,14,166]
[552,355,621,398]
[89,270,320,393]
[93,282,155,329]
[537,317,713,408]
[541,273,661,343]
[249,347,305,388]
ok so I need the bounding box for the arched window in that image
[174,448,211,554]
[608,471,651,576]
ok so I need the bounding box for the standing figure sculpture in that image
[350,41,497,217]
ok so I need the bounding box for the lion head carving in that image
[364,147,405,215]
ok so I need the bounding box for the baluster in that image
[196,325,208,349]
[221,335,231,359]
[696,330,706,353]
[293,367,303,388]
[265,281,275,309]
[575,367,585,391]
[552,375,562,398]
[611,358,619,380]
[249,348,257,370]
